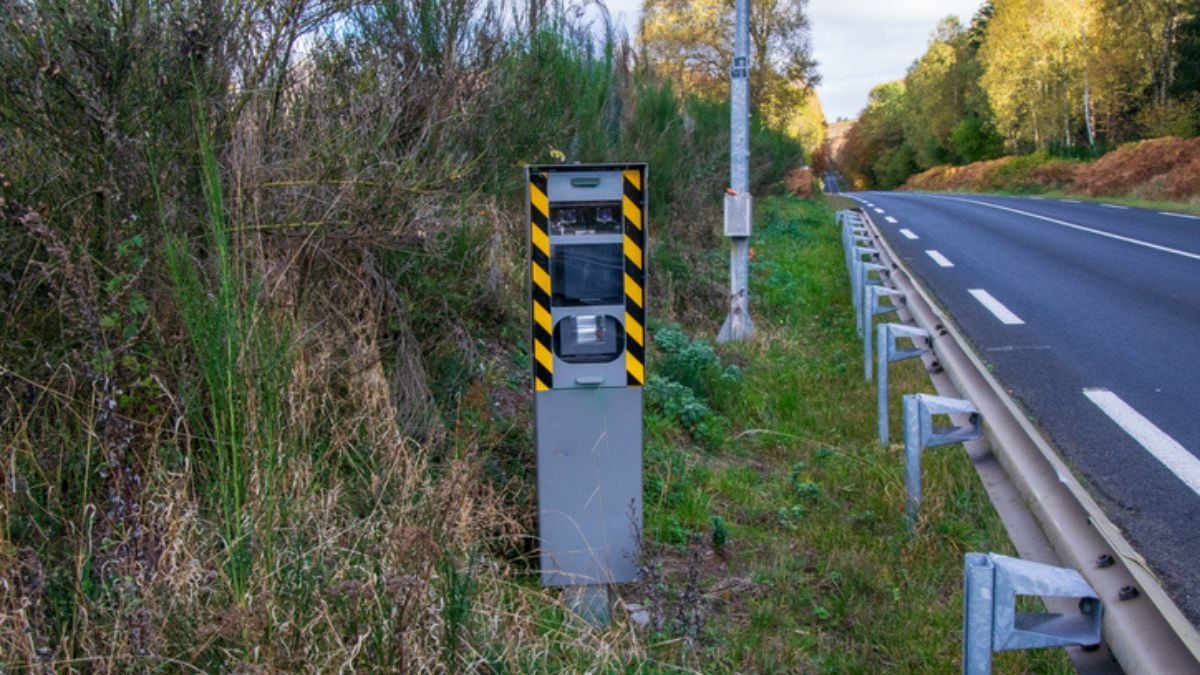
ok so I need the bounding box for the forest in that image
[839,0,1200,191]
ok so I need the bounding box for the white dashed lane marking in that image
[900,229,918,240]
[885,216,898,224]
[1101,203,1129,210]
[925,250,954,267]
[1084,388,1200,496]
[968,289,1024,325]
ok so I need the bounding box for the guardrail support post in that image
[963,553,1103,674]
[903,394,982,529]
[845,231,870,272]
[855,260,886,336]
[863,287,905,380]
[877,324,929,444]
[843,218,869,273]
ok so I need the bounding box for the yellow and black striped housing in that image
[621,168,646,387]
[528,170,554,392]
[527,164,647,390]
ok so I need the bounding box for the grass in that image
[621,196,1073,671]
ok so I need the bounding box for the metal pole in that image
[878,324,890,444]
[963,553,995,675]
[904,395,923,530]
[718,0,754,343]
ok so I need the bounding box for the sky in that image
[602,0,987,122]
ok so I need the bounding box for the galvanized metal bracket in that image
[862,287,905,380]
[854,261,887,334]
[964,552,1103,674]
[877,324,930,444]
[903,394,982,529]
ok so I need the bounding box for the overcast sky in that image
[603,0,986,122]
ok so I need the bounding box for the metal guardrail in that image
[847,207,1200,673]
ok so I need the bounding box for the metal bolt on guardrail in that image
[862,286,905,380]
[877,324,929,445]
[854,260,887,335]
[903,394,982,529]
[963,552,1103,674]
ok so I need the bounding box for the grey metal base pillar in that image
[537,388,643,586]
[563,584,613,627]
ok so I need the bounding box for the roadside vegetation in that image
[2,0,1067,670]
[836,0,1200,197]
[903,136,1200,212]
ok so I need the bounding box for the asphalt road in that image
[847,191,1200,626]
[824,172,842,193]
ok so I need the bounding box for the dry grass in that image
[902,136,1200,207]
[1073,136,1200,199]
[784,166,816,197]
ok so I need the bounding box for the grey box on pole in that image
[724,193,752,236]
[527,163,648,590]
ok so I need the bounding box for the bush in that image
[651,322,742,400]
[645,374,725,446]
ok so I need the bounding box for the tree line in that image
[840,0,1200,190]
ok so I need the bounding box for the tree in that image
[902,18,967,168]
[640,0,820,112]
[980,0,1098,151]
[839,81,908,188]
[1171,1,1200,98]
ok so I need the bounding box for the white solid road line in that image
[968,289,1024,325]
[926,250,954,267]
[1060,198,1081,203]
[900,229,919,240]
[885,216,897,223]
[1160,211,1200,220]
[1084,388,1200,496]
[1101,203,1130,210]
[924,195,1200,262]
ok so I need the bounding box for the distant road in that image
[848,191,1200,625]
[824,172,842,193]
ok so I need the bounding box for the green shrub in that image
[645,374,724,445]
[651,323,741,400]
